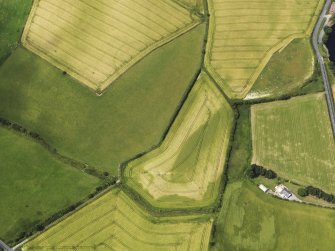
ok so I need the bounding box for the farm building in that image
[275,185,292,199]
[258,184,269,193]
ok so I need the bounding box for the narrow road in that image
[312,0,335,137]
[0,240,13,251]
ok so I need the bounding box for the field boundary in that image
[21,0,203,94]
[16,187,214,251]
[0,117,115,182]
[251,92,335,193]
[13,184,120,250]
[118,90,238,213]
[116,0,235,213]
[204,0,326,99]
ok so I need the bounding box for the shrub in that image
[247,164,276,179]
[265,170,277,179]
[298,188,308,197]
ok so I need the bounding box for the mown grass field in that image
[124,73,234,208]
[0,127,99,242]
[0,0,32,63]
[22,0,200,91]
[246,38,315,100]
[211,181,335,251]
[23,189,212,251]
[205,0,324,99]
[252,93,335,193]
[0,24,205,175]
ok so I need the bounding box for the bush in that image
[247,164,277,179]
[303,186,335,204]
[298,188,308,197]
[245,166,256,178]
[265,170,277,179]
[324,26,332,35]
[35,224,45,231]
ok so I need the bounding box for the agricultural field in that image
[1,0,335,250]
[124,73,234,208]
[175,0,204,12]
[0,24,205,175]
[22,189,212,251]
[0,127,99,242]
[251,93,335,193]
[205,0,324,99]
[0,0,32,63]
[211,181,335,251]
[246,38,315,100]
[22,0,200,91]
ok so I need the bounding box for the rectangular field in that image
[251,93,335,193]
[22,190,212,251]
[22,0,199,91]
[205,0,324,99]
[0,127,99,242]
[124,73,234,208]
[212,181,335,251]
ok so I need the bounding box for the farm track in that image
[21,0,200,92]
[205,0,325,99]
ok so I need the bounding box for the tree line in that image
[245,164,277,179]
[298,186,335,204]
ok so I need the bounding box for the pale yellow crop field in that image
[22,190,212,251]
[205,0,324,99]
[124,73,234,208]
[22,0,200,92]
[251,93,335,193]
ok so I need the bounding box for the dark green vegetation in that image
[211,181,335,251]
[0,127,99,242]
[246,164,277,179]
[298,186,335,204]
[247,39,321,100]
[0,0,32,64]
[227,105,251,181]
[0,117,117,181]
[0,24,205,175]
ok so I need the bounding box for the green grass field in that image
[23,189,212,251]
[0,24,205,175]
[0,127,99,242]
[0,0,32,63]
[211,181,335,251]
[252,93,335,193]
[205,0,324,99]
[124,73,234,208]
[246,39,315,100]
